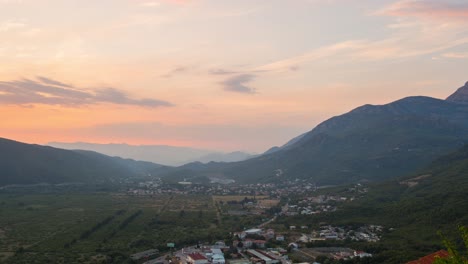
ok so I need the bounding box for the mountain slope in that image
[174,83,468,185]
[446,81,468,104]
[321,145,468,263]
[0,138,165,186]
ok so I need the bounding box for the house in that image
[275,235,285,241]
[246,250,280,264]
[253,240,267,248]
[265,229,275,239]
[187,253,208,264]
[234,232,246,239]
[211,253,225,264]
[244,228,263,236]
[213,241,226,248]
[243,239,253,248]
[354,251,372,258]
[406,250,450,264]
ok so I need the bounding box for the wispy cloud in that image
[222,74,256,94]
[442,52,468,59]
[376,0,468,20]
[253,40,365,72]
[209,68,240,75]
[0,19,26,32]
[0,76,174,107]
[161,66,190,78]
[249,1,468,73]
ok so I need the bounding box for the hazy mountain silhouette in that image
[0,138,165,186]
[172,82,468,185]
[47,142,254,166]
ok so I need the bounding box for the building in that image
[244,228,263,235]
[246,250,281,264]
[354,251,372,258]
[211,253,225,264]
[276,235,285,241]
[406,250,450,264]
[187,253,209,264]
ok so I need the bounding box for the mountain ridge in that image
[47,142,254,166]
[446,81,468,104]
[166,83,468,185]
[0,137,165,186]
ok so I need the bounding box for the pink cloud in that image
[378,0,468,20]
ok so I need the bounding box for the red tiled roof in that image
[406,250,450,264]
[188,253,207,261]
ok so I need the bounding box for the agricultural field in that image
[212,195,269,203]
[0,193,236,264]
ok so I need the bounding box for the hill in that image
[313,145,468,263]
[174,82,468,185]
[0,138,165,186]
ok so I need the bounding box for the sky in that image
[0,0,467,152]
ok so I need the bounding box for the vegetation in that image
[434,226,468,264]
[0,193,251,263]
[273,146,468,263]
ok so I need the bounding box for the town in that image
[124,179,377,264]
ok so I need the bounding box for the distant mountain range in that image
[163,81,468,185]
[1,81,468,187]
[0,138,165,186]
[47,142,255,166]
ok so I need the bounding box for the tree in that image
[434,226,468,264]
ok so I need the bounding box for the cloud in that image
[209,68,240,75]
[221,74,256,94]
[253,40,365,72]
[161,66,189,78]
[0,19,26,32]
[36,76,74,88]
[442,52,468,59]
[0,76,174,107]
[376,0,468,20]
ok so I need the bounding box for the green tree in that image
[434,226,468,264]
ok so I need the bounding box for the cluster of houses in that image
[296,247,372,261]
[300,225,382,242]
[125,178,329,198]
[178,242,229,264]
[233,228,287,249]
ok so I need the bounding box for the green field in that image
[0,193,257,264]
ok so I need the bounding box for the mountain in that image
[0,138,165,186]
[263,133,306,154]
[47,142,254,166]
[171,82,468,185]
[446,81,468,104]
[194,151,256,164]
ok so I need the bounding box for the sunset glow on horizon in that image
[1,0,467,152]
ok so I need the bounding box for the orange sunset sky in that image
[1,0,467,152]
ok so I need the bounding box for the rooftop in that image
[188,253,208,261]
[406,250,450,264]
